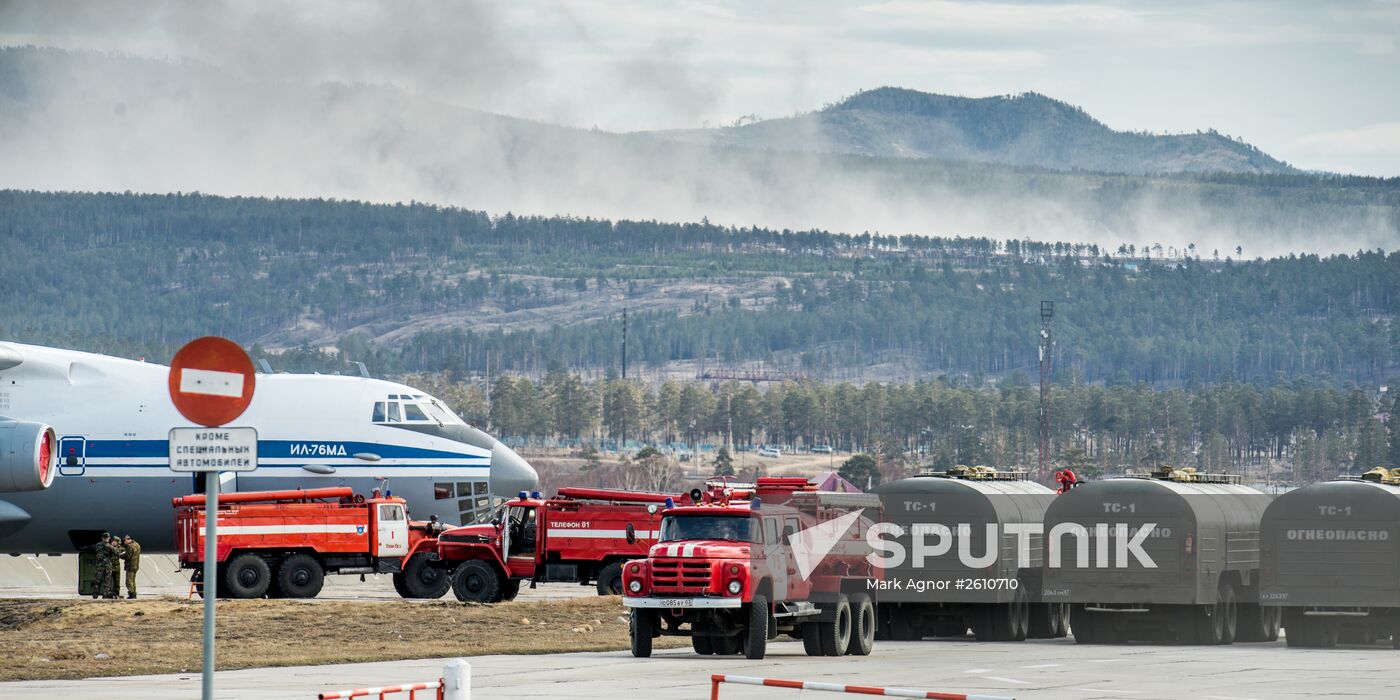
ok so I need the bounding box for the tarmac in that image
[3,635,1399,699]
[4,556,1398,699]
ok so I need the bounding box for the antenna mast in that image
[1038,300,1054,481]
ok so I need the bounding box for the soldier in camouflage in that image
[120,535,142,599]
[92,532,114,599]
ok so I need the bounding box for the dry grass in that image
[0,596,686,681]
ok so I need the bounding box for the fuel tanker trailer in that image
[1260,467,1400,648]
[869,466,1067,642]
[1041,467,1273,645]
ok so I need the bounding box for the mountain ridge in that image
[653,86,1293,176]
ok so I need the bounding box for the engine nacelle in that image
[0,419,56,492]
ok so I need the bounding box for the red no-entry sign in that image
[167,336,256,427]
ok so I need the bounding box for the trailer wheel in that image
[692,635,715,655]
[277,554,324,599]
[1070,605,1096,644]
[744,593,769,660]
[451,560,502,603]
[1218,582,1238,644]
[596,561,625,596]
[1028,603,1058,639]
[397,553,450,599]
[847,592,875,656]
[630,608,656,657]
[224,554,271,599]
[1236,603,1281,643]
[818,594,851,656]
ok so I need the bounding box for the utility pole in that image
[620,308,628,453]
[1038,301,1054,481]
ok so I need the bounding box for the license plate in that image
[657,598,690,608]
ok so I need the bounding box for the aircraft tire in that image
[451,560,502,603]
[277,554,325,599]
[225,553,272,599]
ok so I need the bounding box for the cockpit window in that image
[403,403,428,422]
[387,402,402,422]
[372,402,386,422]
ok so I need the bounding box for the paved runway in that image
[3,636,1398,700]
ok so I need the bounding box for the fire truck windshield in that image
[659,514,756,543]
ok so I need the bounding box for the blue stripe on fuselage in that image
[80,439,484,460]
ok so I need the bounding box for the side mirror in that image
[625,523,637,545]
[493,520,503,532]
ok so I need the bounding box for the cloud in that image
[1283,122,1400,177]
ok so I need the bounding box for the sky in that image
[1,0,1397,176]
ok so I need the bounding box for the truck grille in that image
[651,559,711,594]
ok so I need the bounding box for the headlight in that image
[628,579,643,593]
[727,580,742,595]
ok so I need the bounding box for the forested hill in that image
[652,88,1293,176]
[2,190,1396,387]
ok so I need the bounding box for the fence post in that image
[442,659,471,700]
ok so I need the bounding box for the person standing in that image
[120,535,142,599]
[90,533,112,599]
[103,534,124,599]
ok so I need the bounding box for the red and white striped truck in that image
[623,477,883,660]
[432,486,692,602]
[173,487,444,599]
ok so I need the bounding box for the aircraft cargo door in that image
[58,436,85,476]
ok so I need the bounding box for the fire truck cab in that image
[174,487,444,599]
[432,487,678,603]
[623,477,882,660]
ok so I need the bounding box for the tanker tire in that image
[1193,600,1226,645]
[819,594,852,656]
[399,553,450,599]
[277,554,324,599]
[451,560,502,603]
[1070,605,1096,644]
[692,635,715,655]
[499,579,522,601]
[802,622,824,656]
[1218,582,1238,645]
[848,592,875,656]
[887,607,917,641]
[744,593,769,660]
[596,562,625,596]
[1236,602,1279,643]
[630,609,656,658]
[1029,603,1065,639]
[224,554,271,599]
[1011,586,1030,641]
[716,635,742,655]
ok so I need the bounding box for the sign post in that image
[166,337,257,700]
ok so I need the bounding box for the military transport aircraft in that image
[0,341,537,553]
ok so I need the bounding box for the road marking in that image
[1021,663,1062,669]
[981,676,1031,685]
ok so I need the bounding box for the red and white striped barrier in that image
[317,680,441,700]
[708,674,1014,700]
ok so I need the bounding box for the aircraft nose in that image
[489,442,539,497]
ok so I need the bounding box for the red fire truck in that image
[623,477,883,660]
[173,487,444,599]
[433,486,690,603]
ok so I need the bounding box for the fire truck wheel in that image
[818,594,851,656]
[224,554,272,599]
[744,593,768,660]
[499,579,521,601]
[398,553,451,599]
[630,609,656,657]
[277,554,325,599]
[848,592,875,656]
[451,560,502,603]
[716,635,742,655]
[596,562,625,596]
[802,622,824,655]
[691,635,715,655]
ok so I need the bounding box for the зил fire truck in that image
[623,477,882,660]
[174,487,444,599]
[432,486,682,602]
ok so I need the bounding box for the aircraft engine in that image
[0,419,57,492]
